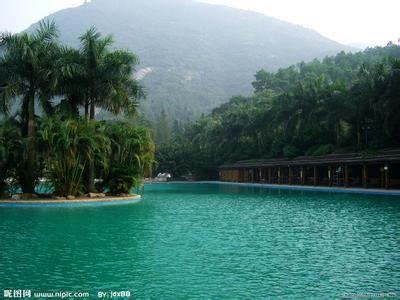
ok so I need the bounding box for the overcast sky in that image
[0,0,399,46]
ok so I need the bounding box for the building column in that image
[300,167,305,185]
[344,165,349,188]
[267,168,271,184]
[289,167,293,185]
[278,167,281,184]
[313,166,318,186]
[328,166,333,187]
[362,164,368,189]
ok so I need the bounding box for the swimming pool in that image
[0,183,399,298]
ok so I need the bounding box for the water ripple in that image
[0,183,399,298]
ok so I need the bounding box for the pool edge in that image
[203,181,400,196]
[0,194,142,207]
[146,181,400,196]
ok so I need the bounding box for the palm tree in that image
[382,58,400,145]
[76,27,144,192]
[104,122,155,194]
[0,21,61,193]
[0,120,18,195]
[78,27,144,120]
[0,20,60,136]
[54,47,87,119]
[38,118,111,196]
[322,79,347,146]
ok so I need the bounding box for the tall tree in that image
[54,47,87,119]
[0,21,61,193]
[0,20,60,136]
[78,27,144,191]
[78,27,143,120]
[155,109,170,145]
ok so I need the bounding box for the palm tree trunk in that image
[27,89,35,137]
[84,100,89,119]
[87,100,96,192]
[90,101,96,119]
[20,170,36,194]
[21,89,37,194]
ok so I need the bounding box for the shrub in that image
[38,118,111,196]
[0,124,8,195]
[107,165,139,194]
[104,122,155,194]
[0,120,43,195]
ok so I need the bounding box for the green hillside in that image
[156,45,400,177]
[27,0,353,121]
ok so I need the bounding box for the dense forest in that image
[156,45,400,178]
[28,0,353,122]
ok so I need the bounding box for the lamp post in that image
[384,165,389,189]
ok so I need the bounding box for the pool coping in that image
[202,181,400,196]
[146,181,400,196]
[0,194,142,207]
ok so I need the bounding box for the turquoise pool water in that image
[0,183,399,298]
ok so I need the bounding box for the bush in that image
[0,121,42,195]
[38,118,111,196]
[104,122,155,194]
[0,125,8,195]
[0,118,155,197]
[107,165,139,194]
[10,136,44,193]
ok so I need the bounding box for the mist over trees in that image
[27,0,354,122]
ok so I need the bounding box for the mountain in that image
[27,0,354,121]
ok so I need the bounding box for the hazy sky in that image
[0,0,399,46]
